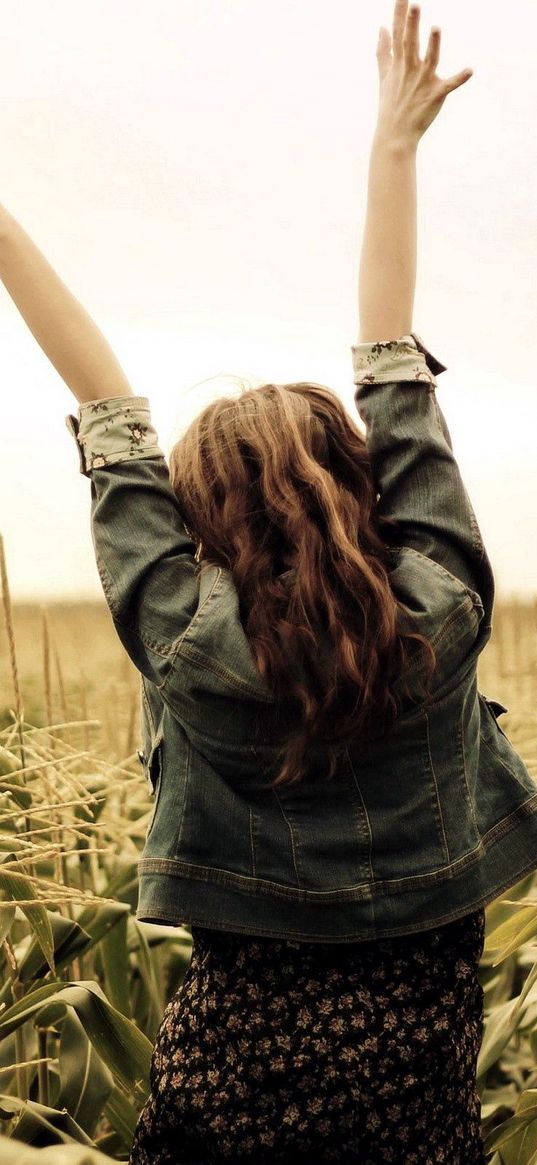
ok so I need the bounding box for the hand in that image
[375,0,473,148]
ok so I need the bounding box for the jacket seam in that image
[144,741,163,841]
[175,718,272,754]
[97,563,223,669]
[95,551,123,624]
[395,544,483,614]
[172,733,191,853]
[249,809,257,879]
[482,694,509,738]
[141,676,157,736]
[173,567,224,655]
[138,855,372,900]
[362,604,476,741]
[135,903,494,942]
[171,643,272,700]
[170,594,473,706]
[85,445,162,465]
[430,595,475,648]
[344,749,374,880]
[424,711,450,862]
[271,789,301,888]
[94,552,193,659]
[138,790,537,900]
[479,728,525,785]
[158,568,223,683]
[167,567,475,700]
[460,685,479,836]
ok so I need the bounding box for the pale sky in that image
[1,0,535,600]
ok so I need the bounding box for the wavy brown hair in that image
[168,378,438,789]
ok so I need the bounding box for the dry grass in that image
[1,593,536,778]
[0,601,140,763]
[0,553,536,1154]
[476,597,537,778]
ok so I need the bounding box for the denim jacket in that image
[65,333,537,941]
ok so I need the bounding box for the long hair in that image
[168,378,438,789]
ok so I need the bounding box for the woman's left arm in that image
[0,206,206,693]
[0,207,133,403]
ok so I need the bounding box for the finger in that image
[423,26,441,73]
[442,67,474,94]
[377,26,392,73]
[403,5,420,68]
[392,0,408,59]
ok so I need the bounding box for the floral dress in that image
[129,906,487,1164]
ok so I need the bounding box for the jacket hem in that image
[135,808,537,942]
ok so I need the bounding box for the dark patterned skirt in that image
[129,907,487,1164]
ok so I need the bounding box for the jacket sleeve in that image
[65,395,199,687]
[351,333,495,627]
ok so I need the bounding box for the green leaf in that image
[99,860,139,902]
[129,918,164,1040]
[482,1089,537,1158]
[19,913,92,983]
[0,904,15,946]
[477,962,537,1079]
[30,999,71,1031]
[0,981,72,1031]
[0,981,151,1105]
[102,1083,139,1147]
[55,1011,114,1139]
[99,912,130,1018]
[159,937,194,1001]
[0,1095,94,1146]
[0,1132,114,1163]
[484,903,537,966]
[75,902,130,954]
[0,864,55,975]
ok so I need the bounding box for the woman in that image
[2,2,536,1162]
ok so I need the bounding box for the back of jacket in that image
[65,332,537,941]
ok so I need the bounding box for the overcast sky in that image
[1,0,535,601]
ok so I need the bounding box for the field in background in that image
[1,596,537,782]
[0,602,140,765]
[0,594,537,1160]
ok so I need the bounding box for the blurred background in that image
[0,0,535,601]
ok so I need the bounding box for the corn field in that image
[0,531,537,1164]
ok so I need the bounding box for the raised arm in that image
[0,171,200,693]
[359,0,473,341]
[353,4,495,643]
[0,206,133,405]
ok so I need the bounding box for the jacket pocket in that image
[482,694,509,739]
[137,728,164,839]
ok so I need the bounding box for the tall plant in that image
[1,534,537,1161]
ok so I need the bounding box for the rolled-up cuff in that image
[351,333,448,388]
[65,395,164,477]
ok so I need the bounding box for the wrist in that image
[372,127,420,156]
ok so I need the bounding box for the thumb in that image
[442,67,474,94]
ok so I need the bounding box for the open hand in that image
[376,0,473,147]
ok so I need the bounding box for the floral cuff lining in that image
[64,334,448,476]
[65,395,165,477]
[351,332,448,388]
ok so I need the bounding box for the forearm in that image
[358,133,418,343]
[0,209,133,404]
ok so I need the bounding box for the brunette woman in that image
[2,3,535,1162]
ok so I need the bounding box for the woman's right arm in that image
[351,334,495,644]
[354,3,495,639]
[358,135,418,343]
